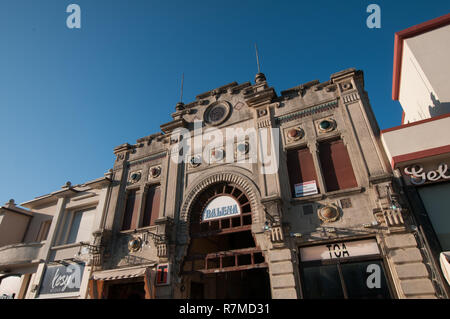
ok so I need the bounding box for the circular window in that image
[204,102,231,126]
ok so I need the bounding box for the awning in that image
[91,264,156,281]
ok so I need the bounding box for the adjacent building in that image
[381,13,450,296]
[0,174,111,299]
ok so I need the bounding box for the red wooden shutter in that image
[319,139,357,192]
[287,148,318,196]
[122,189,137,230]
[142,185,161,227]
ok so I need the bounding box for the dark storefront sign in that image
[38,262,85,296]
[299,239,391,299]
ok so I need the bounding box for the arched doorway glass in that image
[182,182,271,299]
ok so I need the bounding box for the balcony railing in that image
[0,242,44,267]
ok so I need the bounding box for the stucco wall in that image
[399,25,450,122]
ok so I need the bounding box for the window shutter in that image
[122,190,137,230]
[319,139,357,192]
[142,185,161,227]
[287,148,318,196]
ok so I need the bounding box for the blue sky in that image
[0,1,449,204]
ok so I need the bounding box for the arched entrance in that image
[181,181,271,299]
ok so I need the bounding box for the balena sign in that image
[202,196,241,221]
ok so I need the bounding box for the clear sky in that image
[0,0,449,205]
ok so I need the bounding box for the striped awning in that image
[91,264,156,281]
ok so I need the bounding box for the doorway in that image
[106,281,146,299]
[188,268,271,299]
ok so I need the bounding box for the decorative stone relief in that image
[318,204,340,223]
[189,155,202,168]
[340,81,353,91]
[148,165,161,180]
[315,118,336,134]
[285,127,304,143]
[129,170,142,184]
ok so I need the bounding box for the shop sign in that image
[300,239,380,262]
[202,196,241,221]
[156,263,170,286]
[38,262,85,296]
[294,180,318,197]
[404,163,450,185]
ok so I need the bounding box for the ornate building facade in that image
[85,68,444,299]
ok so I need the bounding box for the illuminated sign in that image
[202,196,241,221]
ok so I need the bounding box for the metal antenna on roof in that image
[180,72,184,103]
[175,73,185,111]
[255,43,261,74]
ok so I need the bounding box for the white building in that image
[382,13,450,296]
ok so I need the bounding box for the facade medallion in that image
[286,127,304,142]
[149,166,161,179]
[129,171,141,184]
[189,155,202,168]
[236,142,249,155]
[317,118,336,133]
[318,205,340,223]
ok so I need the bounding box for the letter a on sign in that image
[156,264,170,285]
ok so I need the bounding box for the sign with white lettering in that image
[294,180,318,197]
[299,239,380,262]
[404,163,450,185]
[202,196,241,221]
[38,262,84,296]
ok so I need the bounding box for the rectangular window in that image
[319,139,357,192]
[58,207,96,245]
[142,185,161,227]
[287,147,318,197]
[36,219,52,242]
[122,189,137,230]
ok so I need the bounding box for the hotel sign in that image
[202,195,241,221]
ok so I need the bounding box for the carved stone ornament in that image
[128,237,142,252]
[318,205,340,223]
[189,155,202,168]
[236,142,249,155]
[340,81,353,91]
[149,166,161,179]
[316,118,336,133]
[210,148,225,162]
[285,127,304,142]
[129,171,142,184]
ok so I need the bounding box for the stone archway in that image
[174,169,266,276]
